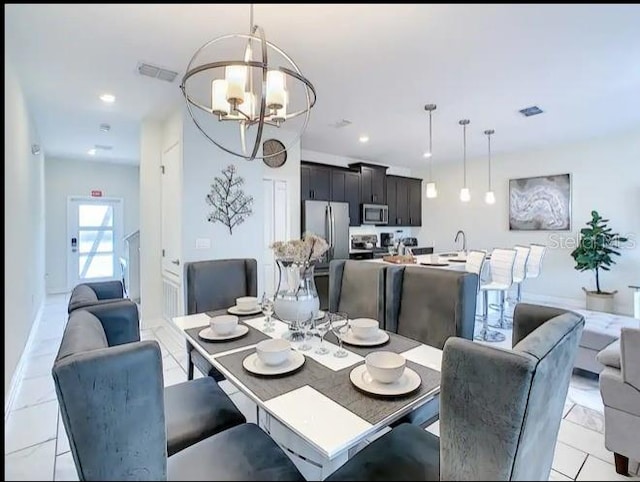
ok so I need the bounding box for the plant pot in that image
[583,287,617,313]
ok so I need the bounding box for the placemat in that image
[214,348,330,401]
[324,331,421,357]
[309,360,440,425]
[185,321,270,356]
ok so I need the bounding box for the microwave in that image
[362,204,389,225]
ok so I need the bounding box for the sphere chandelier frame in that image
[180,6,317,161]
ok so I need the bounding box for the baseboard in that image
[5,301,45,420]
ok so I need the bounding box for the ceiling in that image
[5,4,640,167]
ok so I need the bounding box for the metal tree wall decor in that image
[206,164,254,234]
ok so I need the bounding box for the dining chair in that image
[185,258,257,381]
[53,337,303,481]
[329,259,387,327]
[67,280,126,313]
[326,303,585,481]
[475,248,516,342]
[54,300,246,460]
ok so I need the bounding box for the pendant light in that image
[424,104,438,198]
[484,129,496,204]
[459,119,471,202]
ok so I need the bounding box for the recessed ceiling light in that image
[359,135,369,143]
[99,93,116,104]
[87,148,97,156]
[423,152,432,158]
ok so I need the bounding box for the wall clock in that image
[262,139,287,168]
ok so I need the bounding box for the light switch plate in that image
[195,238,211,249]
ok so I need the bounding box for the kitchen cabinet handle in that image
[171,259,180,266]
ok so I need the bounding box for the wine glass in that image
[297,311,315,351]
[330,312,350,358]
[260,292,275,333]
[314,313,331,355]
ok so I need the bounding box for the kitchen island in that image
[367,253,468,271]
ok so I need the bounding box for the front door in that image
[67,197,124,289]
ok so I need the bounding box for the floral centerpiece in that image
[270,233,329,336]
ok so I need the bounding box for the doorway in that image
[263,179,289,295]
[67,196,124,290]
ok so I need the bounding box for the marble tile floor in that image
[4,294,639,481]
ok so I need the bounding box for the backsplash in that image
[348,225,414,246]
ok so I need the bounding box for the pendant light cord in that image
[463,123,467,188]
[487,132,492,191]
[428,109,433,181]
[249,3,254,30]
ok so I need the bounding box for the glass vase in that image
[274,259,319,341]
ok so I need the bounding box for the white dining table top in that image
[171,312,442,459]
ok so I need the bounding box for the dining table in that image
[171,309,442,480]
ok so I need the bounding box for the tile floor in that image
[4,294,639,481]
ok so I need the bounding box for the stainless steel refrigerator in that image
[303,200,350,308]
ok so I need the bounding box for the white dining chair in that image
[475,248,516,342]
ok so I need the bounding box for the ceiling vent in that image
[519,105,544,117]
[137,62,179,83]
[94,144,113,151]
[330,119,352,129]
[99,123,111,132]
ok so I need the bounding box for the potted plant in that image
[571,210,628,313]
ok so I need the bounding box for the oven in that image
[361,204,389,225]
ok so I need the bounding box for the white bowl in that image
[210,315,239,336]
[256,339,291,366]
[236,296,259,311]
[365,351,406,384]
[350,318,379,339]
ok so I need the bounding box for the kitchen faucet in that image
[455,230,467,252]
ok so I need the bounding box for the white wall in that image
[44,158,139,293]
[180,110,301,295]
[139,119,164,321]
[415,129,640,315]
[4,60,46,399]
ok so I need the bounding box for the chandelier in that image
[180,5,317,161]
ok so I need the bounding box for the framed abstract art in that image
[509,173,571,231]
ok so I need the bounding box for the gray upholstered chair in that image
[597,327,640,475]
[54,300,246,460]
[67,280,126,313]
[385,266,478,349]
[185,258,257,381]
[326,303,585,481]
[53,338,303,481]
[329,260,387,326]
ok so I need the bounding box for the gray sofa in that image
[53,299,246,462]
[184,258,257,381]
[329,260,387,325]
[327,303,585,481]
[67,280,126,313]
[597,327,640,475]
[52,334,302,480]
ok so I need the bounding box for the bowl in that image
[210,315,239,336]
[256,339,291,366]
[236,296,259,311]
[350,318,379,340]
[365,351,406,384]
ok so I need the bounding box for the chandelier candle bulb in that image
[266,70,286,109]
[225,65,247,104]
[272,90,288,123]
[211,79,230,116]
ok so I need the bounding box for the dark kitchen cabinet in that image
[408,178,422,226]
[386,175,422,226]
[349,163,387,205]
[301,163,331,201]
[331,168,361,226]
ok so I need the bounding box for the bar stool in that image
[465,250,487,322]
[498,245,530,322]
[475,248,516,341]
[524,244,547,287]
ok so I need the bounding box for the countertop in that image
[367,253,468,270]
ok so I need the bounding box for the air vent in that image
[137,62,179,83]
[99,123,111,132]
[94,144,113,151]
[330,119,352,129]
[519,106,544,117]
